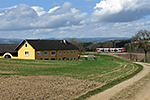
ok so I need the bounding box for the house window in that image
[74,57,76,60]
[68,50,70,54]
[74,50,76,54]
[63,57,66,60]
[25,44,27,48]
[37,51,41,56]
[51,58,56,60]
[67,57,70,60]
[44,51,48,55]
[64,51,66,55]
[71,57,73,60]
[44,58,49,60]
[71,50,73,54]
[51,51,56,55]
[24,51,29,56]
[59,58,61,60]
[59,51,61,55]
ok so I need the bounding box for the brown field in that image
[0,75,100,100]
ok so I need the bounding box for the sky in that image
[0,0,150,39]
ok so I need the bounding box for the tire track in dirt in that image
[86,62,150,100]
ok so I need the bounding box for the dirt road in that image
[86,62,150,100]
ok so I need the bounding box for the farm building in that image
[0,39,79,60]
[0,44,18,59]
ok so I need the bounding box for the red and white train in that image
[96,48,125,53]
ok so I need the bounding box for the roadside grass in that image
[74,63,143,100]
[110,66,150,100]
[0,55,143,99]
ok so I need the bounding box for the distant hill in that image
[74,37,130,43]
[0,37,130,44]
[0,38,22,44]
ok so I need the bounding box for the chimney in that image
[63,39,67,45]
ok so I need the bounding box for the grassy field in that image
[0,55,143,99]
[0,55,140,82]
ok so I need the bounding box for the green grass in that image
[0,55,128,75]
[0,55,143,99]
[0,55,139,79]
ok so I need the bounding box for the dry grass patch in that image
[0,71,17,74]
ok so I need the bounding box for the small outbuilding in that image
[88,55,95,60]
[0,44,18,58]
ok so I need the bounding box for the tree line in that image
[69,29,150,62]
[68,38,131,52]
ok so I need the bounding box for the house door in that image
[4,54,11,58]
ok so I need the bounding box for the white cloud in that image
[0,13,4,16]
[0,4,37,31]
[0,1,150,39]
[48,6,60,13]
[92,0,150,22]
[0,5,17,10]
[1,19,150,39]
[0,2,87,31]
[59,24,86,31]
[33,29,54,35]
[31,6,46,16]
[59,31,67,34]
[30,2,87,29]
[146,20,150,25]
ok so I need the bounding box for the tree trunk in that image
[144,50,147,62]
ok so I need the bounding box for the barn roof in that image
[0,44,18,53]
[15,39,79,50]
[0,44,18,56]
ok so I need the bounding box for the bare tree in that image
[78,41,85,52]
[68,38,78,47]
[68,38,85,52]
[103,41,113,48]
[132,29,150,62]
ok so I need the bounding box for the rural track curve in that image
[86,62,150,100]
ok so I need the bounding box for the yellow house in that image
[1,39,79,60]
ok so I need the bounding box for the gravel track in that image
[86,62,150,100]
